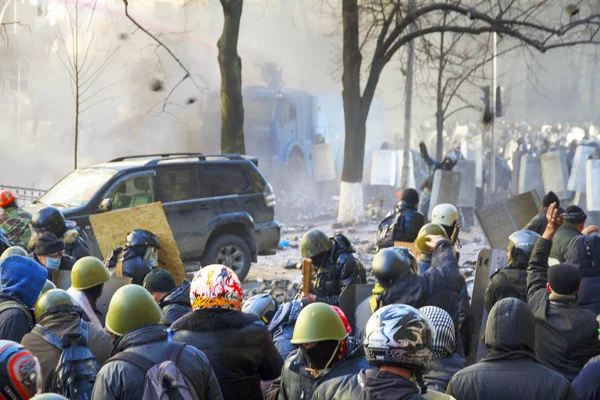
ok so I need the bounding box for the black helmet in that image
[31,206,75,237]
[372,247,416,289]
[126,230,160,249]
[508,230,540,266]
[0,340,42,399]
[242,293,279,324]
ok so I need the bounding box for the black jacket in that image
[0,293,34,342]
[379,242,461,331]
[484,261,528,312]
[159,280,192,326]
[106,247,152,286]
[527,237,600,381]
[91,324,223,400]
[314,234,366,305]
[425,353,465,393]
[393,202,426,243]
[572,358,600,400]
[447,296,577,400]
[64,231,90,260]
[311,369,427,400]
[171,308,283,400]
[524,209,548,235]
[278,337,370,400]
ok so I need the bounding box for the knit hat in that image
[400,188,419,205]
[34,232,64,256]
[419,306,455,359]
[548,264,581,295]
[542,191,560,208]
[142,268,176,293]
[564,205,587,225]
[0,255,47,307]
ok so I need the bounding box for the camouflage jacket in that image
[0,205,31,248]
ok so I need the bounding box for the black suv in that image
[24,153,281,280]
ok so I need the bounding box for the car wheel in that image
[202,234,251,281]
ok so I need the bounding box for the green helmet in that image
[105,284,163,337]
[40,280,57,295]
[300,229,332,258]
[290,302,348,345]
[71,256,110,290]
[415,223,449,254]
[34,289,76,320]
[0,246,28,263]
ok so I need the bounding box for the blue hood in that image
[0,255,46,307]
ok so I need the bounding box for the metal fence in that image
[0,186,47,205]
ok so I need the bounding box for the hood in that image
[359,369,421,399]
[0,255,46,308]
[485,297,535,353]
[62,228,79,245]
[160,280,191,307]
[123,247,142,261]
[112,324,168,356]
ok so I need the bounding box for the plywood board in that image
[370,150,397,186]
[311,143,336,182]
[89,202,186,284]
[568,146,595,193]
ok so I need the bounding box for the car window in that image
[159,168,201,202]
[37,168,117,208]
[105,173,155,210]
[201,164,254,197]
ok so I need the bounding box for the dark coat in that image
[63,228,90,260]
[311,369,428,400]
[278,337,370,400]
[572,359,600,400]
[524,209,548,235]
[393,202,426,243]
[425,353,465,393]
[106,247,153,286]
[0,293,34,342]
[159,280,192,326]
[550,223,581,263]
[527,237,600,381]
[447,295,577,400]
[21,311,113,391]
[484,261,528,312]
[91,324,223,400]
[171,308,283,400]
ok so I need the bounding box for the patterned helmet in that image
[364,304,435,370]
[0,191,16,208]
[300,229,332,258]
[190,265,243,311]
[0,340,42,399]
[419,306,456,359]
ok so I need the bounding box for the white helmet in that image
[431,204,459,228]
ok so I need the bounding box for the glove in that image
[419,142,428,158]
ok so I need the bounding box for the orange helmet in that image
[0,191,16,208]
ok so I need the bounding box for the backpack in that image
[376,210,403,249]
[108,342,199,400]
[32,319,100,400]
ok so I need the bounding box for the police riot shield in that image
[428,170,461,220]
[504,140,519,170]
[587,159,600,212]
[518,154,544,199]
[311,143,337,182]
[97,274,132,317]
[454,160,476,208]
[467,248,508,365]
[339,283,375,336]
[52,270,72,290]
[370,150,397,186]
[461,137,483,188]
[511,150,525,196]
[475,190,541,250]
[541,150,571,200]
[395,150,416,189]
[568,146,595,193]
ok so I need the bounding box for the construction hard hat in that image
[0,191,16,208]
[431,204,459,228]
[105,284,163,337]
[0,246,28,263]
[291,302,349,345]
[300,229,332,258]
[34,289,76,320]
[71,256,110,290]
[415,223,449,254]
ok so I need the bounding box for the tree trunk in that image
[218,0,245,155]
[435,30,445,161]
[338,0,366,224]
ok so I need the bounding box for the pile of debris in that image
[243,278,302,304]
[275,190,337,223]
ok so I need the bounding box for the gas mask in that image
[143,246,159,268]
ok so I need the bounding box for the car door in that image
[157,166,216,260]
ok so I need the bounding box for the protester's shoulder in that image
[312,374,361,400]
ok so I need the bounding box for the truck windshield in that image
[245,98,276,122]
[37,168,118,208]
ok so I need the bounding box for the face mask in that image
[45,256,61,270]
[300,340,341,371]
[144,247,159,268]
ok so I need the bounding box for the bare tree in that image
[338,0,600,224]
[218,0,245,154]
